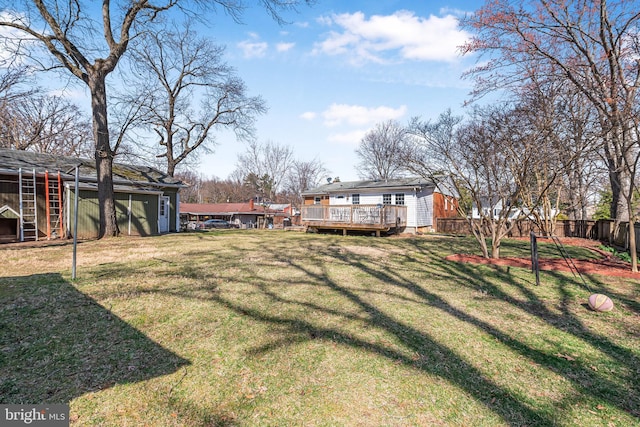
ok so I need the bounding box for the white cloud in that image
[0,11,36,65]
[328,129,368,145]
[276,42,295,52]
[439,7,469,18]
[313,10,470,64]
[322,103,407,127]
[238,34,268,58]
[300,111,317,120]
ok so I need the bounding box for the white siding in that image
[415,187,434,226]
[330,194,349,204]
[404,193,418,227]
[359,193,382,205]
[326,189,436,228]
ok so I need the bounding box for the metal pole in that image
[72,166,79,280]
[530,231,539,286]
[18,168,24,242]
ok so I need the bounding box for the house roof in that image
[0,148,184,188]
[181,202,255,215]
[181,202,291,216]
[302,177,436,196]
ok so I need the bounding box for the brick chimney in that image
[249,198,254,210]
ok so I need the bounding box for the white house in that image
[471,197,558,220]
[302,177,459,234]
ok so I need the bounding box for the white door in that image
[159,196,170,233]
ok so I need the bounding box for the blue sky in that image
[192,0,481,182]
[2,0,482,182]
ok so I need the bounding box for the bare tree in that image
[0,0,312,238]
[462,0,640,271]
[234,140,295,201]
[407,106,564,259]
[121,23,267,176]
[0,92,92,156]
[283,158,329,208]
[356,120,408,180]
[549,86,606,221]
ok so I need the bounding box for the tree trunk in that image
[89,72,119,238]
[491,241,500,259]
[167,159,176,177]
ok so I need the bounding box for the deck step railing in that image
[302,204,407,229]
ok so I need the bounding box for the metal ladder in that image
[19,168,38,241]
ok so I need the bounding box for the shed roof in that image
[0,148,184,188]
[302,177,436,196]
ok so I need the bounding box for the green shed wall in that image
[69,189,160,238]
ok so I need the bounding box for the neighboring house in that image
[471,198,558,220]
[301,177,459,234]
[180,200,296,230]
[0,148,184,243]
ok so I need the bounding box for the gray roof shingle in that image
[0,148,184,187]
[302,177,436,195]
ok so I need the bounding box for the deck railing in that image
[302,204,407,229]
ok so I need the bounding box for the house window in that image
[160,198,166,216]
[352,194,360,205]
[383,194,392,205]
[395,194,404,205]
[314,196,321,204]
[444,197,448,211]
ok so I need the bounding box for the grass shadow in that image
[0,273,190,403]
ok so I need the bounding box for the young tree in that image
[0,0,312,238]
[462,0,640,271]
[407,106,562,259]
[355,120,408,180]
[122,23,267,177]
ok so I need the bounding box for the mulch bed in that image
[445,237,639,279]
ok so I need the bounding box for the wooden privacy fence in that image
[435,218,640,253]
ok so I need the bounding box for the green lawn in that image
[1,231,638,426]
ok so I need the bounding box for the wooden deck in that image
[301,204,407,236]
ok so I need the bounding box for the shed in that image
[0,148,184,242]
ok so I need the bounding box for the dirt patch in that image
[342,245,390,257]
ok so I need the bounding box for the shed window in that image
[352,194,360,205]
[383,194,392,205]
[395,194,404,205]
[314,197,321,205]
[160,198,166,216]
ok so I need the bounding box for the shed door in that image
[159,196,170,233]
